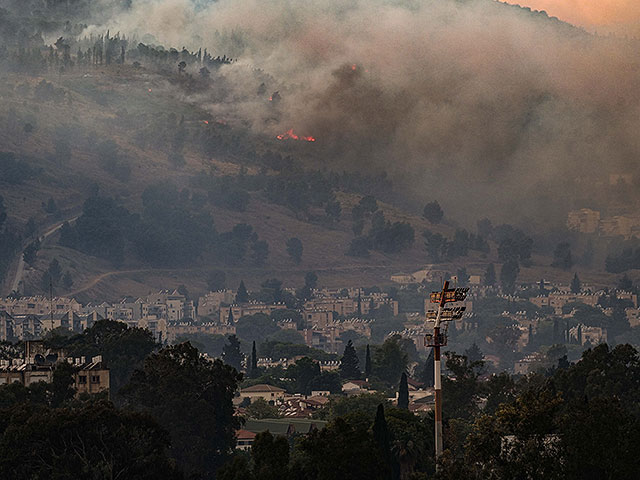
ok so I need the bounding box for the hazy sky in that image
[514,0,640,35]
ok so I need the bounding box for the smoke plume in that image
[84,0,640,225]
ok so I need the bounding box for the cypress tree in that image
[339,340,360,379]
[365,344,372,378]
[251,340,258,375]
[236,280,249,303]
[571,273,581,294]
[227,308,234,324]
[420,349,435,387]
[398,372,409,409]
[373,404,398,480]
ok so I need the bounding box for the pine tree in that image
[464,343,483,363]
[553,319,559,343]
[222,335,243,370]
[365,344,372,378]
[528,324,533,346]
[571,273,581,294]
[357,291,362,316]
[236,280,248,303]
[339,340,360,379]
[227,308,234,324]
[398,372,409,409]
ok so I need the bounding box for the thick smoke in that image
[85,0,640,225]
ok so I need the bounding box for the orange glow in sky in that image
[512,0,640,34]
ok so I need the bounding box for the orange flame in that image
[276,129,316,142]
[351,64,357,71]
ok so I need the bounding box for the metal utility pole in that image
[426,281,468,465]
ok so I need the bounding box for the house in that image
[238,384,286,404]
[235,429,257,451]
[342,380,371,394]
[0,353,109,397]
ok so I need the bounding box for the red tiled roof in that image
[236,429,257,440]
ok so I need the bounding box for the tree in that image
[0,401,183,480]
[48,258,63,284]
[373,336,409,385]
[365,344,372,378]
[339,340,361,379]
[54,320,158,401]
[121,342,241,478]
[62,271,73,289]
[552,242,573,270]
[286,237,303,264]
[305,271,318,289]
[417,349,434,387]
[245,398,280,419]
[347,236,371,257]
[398,372,409,410]
[464,343,483,363]
[373,404,398,480]
[326,199,342,222]
[252,239,269,266]
[207,269,226,291]
[293,416,389,479]
[250,340,259,377]
[222,335,244,370]
[423,201,443,224]
[359,195,378,213]
[442,351,484,421]
[500,259,520,295]
[260,279,283,303]
[252,431,289,480]
[570,273,581,294]
[236,280,249,303]
[484,263,496,287]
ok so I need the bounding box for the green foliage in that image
[236,314,279,345]
[253,431,290,480]
[292,416,390,480]
[397,373,409,410]
[485,263,496,286]
[442,351,485,421]
[372,336,408,385]
[500,259,519,295]
[0,401,182,480]
[552,242,573,270]
[121,342,241,478]
[423,201,443,224]
[339,340,361,380]
[236,280,249,303]
[570,272,581,293]
[286,237,303,264]
[0,152,39,185]
[245,398,280,419]
[54,320,158,401]
[222,334,244,370]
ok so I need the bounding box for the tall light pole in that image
[426,281,468,465]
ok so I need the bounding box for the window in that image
[78,375,87,384]
[90,375,100,384]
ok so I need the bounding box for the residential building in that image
[238,384,286,404]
